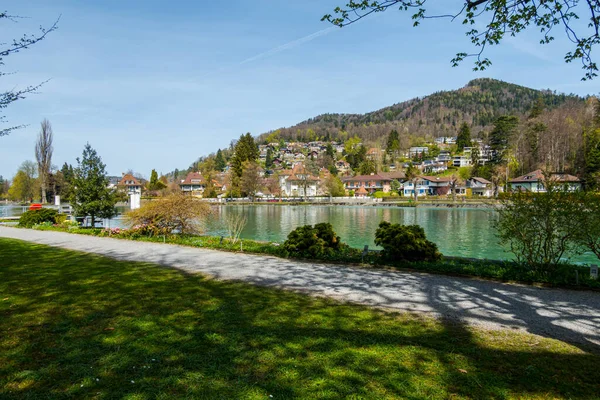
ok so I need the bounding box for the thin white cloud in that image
[200,26,337,80]
[506,37,554,62]
[239,26,336,65]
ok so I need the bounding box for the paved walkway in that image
[1,226,599,351]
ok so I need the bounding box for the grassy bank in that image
[1,238,599,399]
[26,224,600,290]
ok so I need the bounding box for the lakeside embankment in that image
[5,223,598,290]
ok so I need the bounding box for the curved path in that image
[1,226,599,351]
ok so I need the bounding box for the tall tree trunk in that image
[41,175,47,203]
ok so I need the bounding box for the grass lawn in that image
[1,238,598,399]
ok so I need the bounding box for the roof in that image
[355,186,368,195]
[379,171,406,180]
[179,172,206,186]
[341,174,392,182]
[421,176,453,183]
[286,164,319,182]
[471,177,491,184]
[118,174,141,187]
[510,169,581,183]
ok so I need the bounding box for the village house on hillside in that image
[509,170,582,192]
[342,174,392,195]
[179,172,206,195]
[278,164,319,197]
[118,174,143,195]
[466,177,493,197]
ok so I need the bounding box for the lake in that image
[207,205,598,264]
[2,203,596,263]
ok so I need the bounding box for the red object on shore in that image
[29,203,42,210]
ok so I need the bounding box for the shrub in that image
[282,223,345,259]
[18,209,59,228]
[496,182,581,276]
[375,221,441,262]
[125,194,212,235]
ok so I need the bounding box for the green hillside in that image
[261,78,585,142]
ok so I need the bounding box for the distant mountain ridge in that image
[259,78,586,143]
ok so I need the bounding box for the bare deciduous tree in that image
[225,211,247,244]
[1,13,59,136]
[35,119,53,203]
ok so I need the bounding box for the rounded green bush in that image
[282,223,345,259]
[18,209,60,228]
[374,221,441,262]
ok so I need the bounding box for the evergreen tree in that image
[325,143,335,159]
[265,147,273,168]
[149,169,159,187]
[358,160,376,175]
[70,143,117,226]
[61,162,74,183]
[584,127,600,190]
[490,115,519,164]
[385,130,400,155]
[173,168,180,181]
[456,122,472,151]
[215,149,226,171]
[231,133,259,178]
[147,169,166,191]
[528,97,545,119]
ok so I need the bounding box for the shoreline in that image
[5,224,598,291]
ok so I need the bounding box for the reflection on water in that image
[3,203,596,263]
[207,205,597,263]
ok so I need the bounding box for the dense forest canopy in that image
[258,78,586,144]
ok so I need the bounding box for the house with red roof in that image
[279,164,319,197]
[118,174,143,195]
[341,174,392,195]
[179,172,206,195]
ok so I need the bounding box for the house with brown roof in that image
[509,170,581,193]
[179,172,206,195]
[342,174,392,195]
[118,174,143,195]
[279,164,320,197]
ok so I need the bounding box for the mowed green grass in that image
[0,238,598,399]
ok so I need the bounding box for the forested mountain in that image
[259,78,586,144]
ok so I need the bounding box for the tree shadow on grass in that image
[0,238,599,399]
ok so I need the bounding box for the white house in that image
[402,180,429,197]
[179,172,206,194]
[466,177,493,197]
[118,174,143,195]
[279,164,319,197]
[453,155,472,167]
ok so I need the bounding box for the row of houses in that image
[113,167,583,200]
[341,169,582,198]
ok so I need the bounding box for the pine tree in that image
[528,96,545,119]
[231,133,259,178]
[70,143,117,226]
[325,143,335,158]
[490,116,519,164]
[456,122,472,151]
[265,147,273,168]
[215,149,226,171]
[385,130,400,155]
[147,169,165,191]
[149,169,159,187]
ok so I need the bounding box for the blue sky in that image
[2,0,599,179]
